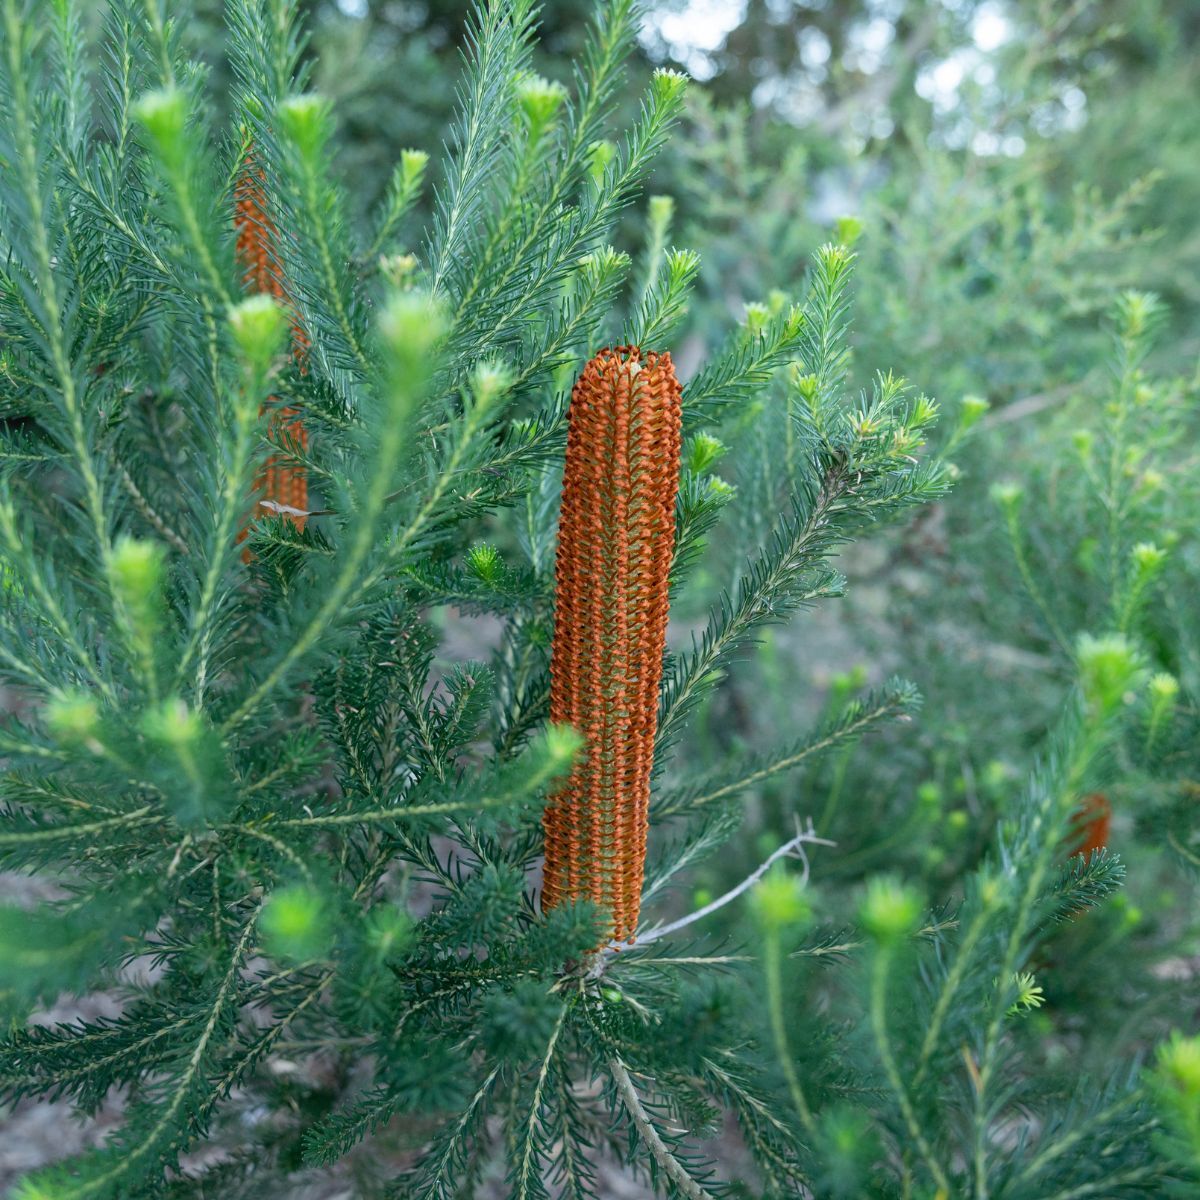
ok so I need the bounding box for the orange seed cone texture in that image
[234,155,309,534]
[542,346,683,944]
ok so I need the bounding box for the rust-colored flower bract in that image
[542,346,683,944]
[1070,793,1111,861]
[234,155,309,531]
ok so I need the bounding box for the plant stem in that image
[763,924,817,1135]
[609,1055,716,1200]
[870,943,951,1193]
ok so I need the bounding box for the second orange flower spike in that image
[234,154,309,535]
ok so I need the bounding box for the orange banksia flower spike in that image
[234,151,309,536]
[542,346,683,944]
[1069,792,1111,862]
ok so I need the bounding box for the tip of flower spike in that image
[791,368,819,405]
[816,242,855,273]
[578,248,629,290]
[1007,971,1045,1016]
[667,247,700,277]
[1115,290,1162,341]
[743,302,769,335]
[471,360,514,409]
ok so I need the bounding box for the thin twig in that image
[608,1056,716,1200]
[118,460,190,555]
[633,818,833,949]
[513,1004,568,1197]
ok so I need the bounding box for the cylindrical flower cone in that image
[234,154,309,536]
[542,346,683,944]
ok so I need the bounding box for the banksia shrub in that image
[2,1,1191,1197]
[234,153,309,529]
[542,347,683,943]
